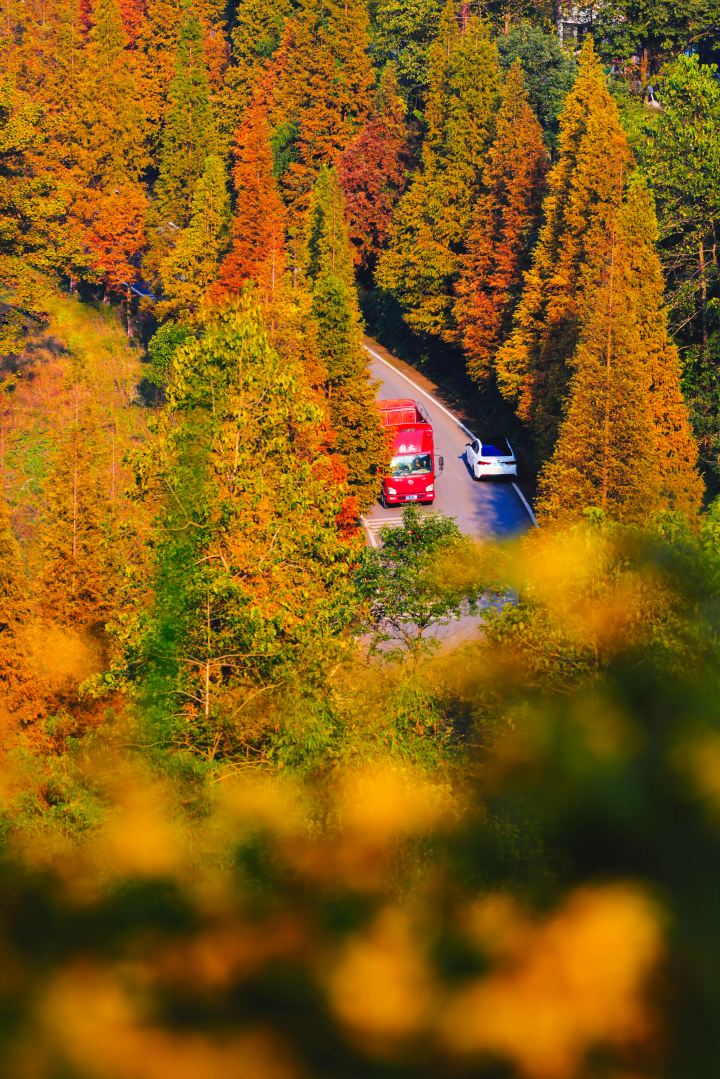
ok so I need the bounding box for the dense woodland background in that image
[2,0,720,1075]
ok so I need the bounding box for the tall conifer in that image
[376,5,500,337]
[269,0,375,220]
[213,99,286,299]
[536,179,703,523]
[338,66,411,277]
[155,10,216,228]
[0,502,44,726]
[454,63,548,383]
[495,37,633,459]
[306,169,387,511]
[36,377,113,629]
[160,153,230,313]
[218,0,292,141]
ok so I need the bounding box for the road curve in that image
[363,343,536,545]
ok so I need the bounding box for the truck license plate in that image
[405,494,418,500]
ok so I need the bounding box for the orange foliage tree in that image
[85,185,148,296]
[337,66,411,277]
[454,63,548,384]
[269,0,374,221]
[214,97,286,299]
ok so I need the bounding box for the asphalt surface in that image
[363,345,536,546]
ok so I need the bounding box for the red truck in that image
[377,399,444,507]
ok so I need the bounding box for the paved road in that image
[363,344,536,545]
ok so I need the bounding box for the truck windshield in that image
[389,453,433,477]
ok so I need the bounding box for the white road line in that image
[364,343,539,530]
[364,344,476,440]
[512,483,538,528]
[360,515,378,547]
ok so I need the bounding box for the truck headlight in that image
[426,483,434,492]
[387,487,396,495]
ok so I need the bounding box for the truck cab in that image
[377,399,443,507]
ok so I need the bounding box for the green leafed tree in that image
[496,23,576,155]
[159,153,230,315]
[594,0,720,76]
[372,0,446,106]
[356,505,486,659]
[305,168,388,512]
[129,300,360,764]
[376,4,500,339]
[154,10,217,229]
[643,56,720,353]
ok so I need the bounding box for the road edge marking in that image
[360,514,378,547]
[512,482,539,528]
[365,344,539,531]
[364,344,476,439]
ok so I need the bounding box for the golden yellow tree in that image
[454,62,548,383]
[496,37,633,459]
[536,177,703,525]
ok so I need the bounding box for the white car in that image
[465,437,517,480]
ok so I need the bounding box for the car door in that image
[466,439,479,473]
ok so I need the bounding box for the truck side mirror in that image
[438,456,444,473]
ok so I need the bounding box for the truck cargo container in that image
[377,398,443,507]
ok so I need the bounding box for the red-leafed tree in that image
[454,63,548,383]
[85,184,149,296]
[117,0,147,45]
[213,97,286,299]
[80,0,94,38]
[337,66,411,277]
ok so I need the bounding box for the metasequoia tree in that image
[86,184,149,296]
[214,99,286,299]
[338,66,411,277]
[643,56,720,353]
[376,3,500,337]
[36,376,114,629]
[0,502,46,726]
[455,63,548,383]
[269,0,375,220]
[306,168,388,512]
[0,79,72,282]
[372,0,445,105]
[133,301,359,761]
[536,177,703,524]
[35,0,148,285]
[496,37,634,460]
[160,153,230,314]
[218,0,292,141]
[154,10,216,228]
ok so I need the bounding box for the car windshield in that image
[389,453,433,477]
[480,441,510,458]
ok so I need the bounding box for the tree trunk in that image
[700,236,709,352]
[601,231,617,513]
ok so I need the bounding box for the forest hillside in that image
[1,0,720,1075]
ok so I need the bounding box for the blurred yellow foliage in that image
[440,884,662,1077]
[329,906,434,1043]
[39,967,298,1079]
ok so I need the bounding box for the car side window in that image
[473,440,480,453]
